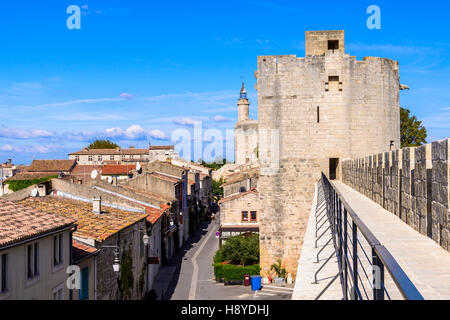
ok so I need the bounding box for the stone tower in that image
[256,30,401,277]
[235,83,258,165]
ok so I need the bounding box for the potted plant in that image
[270,259,287,284]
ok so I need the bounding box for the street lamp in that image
[112,247,120,274]
[142,233,149,246]
[100,245,122,300]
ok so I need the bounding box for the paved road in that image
[155,214,293,300]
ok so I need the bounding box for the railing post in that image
[372,248,385,300]
[352,221,358,300]
[343,207,348,300]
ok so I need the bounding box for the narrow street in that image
[153,212,293,300]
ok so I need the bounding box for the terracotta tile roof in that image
[17,196,148,242]
[0,199,76,248]
[15,165,29,172]
[101,164,136,175]
[5,172,56,182]
[70,165,102,176]
[69,148,149,156]
[143,204,170,224]
[72,239,98,262]
[218,189,259,204]
[28,160,76,173]
[149,145,174,150]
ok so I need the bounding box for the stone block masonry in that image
[256,30,400,278]
[342,139,450,252]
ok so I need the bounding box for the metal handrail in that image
[320,173,424,300]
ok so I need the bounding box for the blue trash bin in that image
[250,276,262,291]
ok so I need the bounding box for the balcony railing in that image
[314,173,424,300]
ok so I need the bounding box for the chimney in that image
[93,196,102,214]
[246,178,251,191]
[112,176,118,186]
[37,184,46,197]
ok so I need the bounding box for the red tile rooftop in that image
[28,159,76,172]
[5,172,56,182]
[17,196,147,242]
[0,199,76,248]
[101,164,136,175]
[72,239,98,262]
[70,164,103,175]
[143,204,170,225]
[149,145,174,150]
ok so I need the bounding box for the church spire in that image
[240,82,247,100]
[237,82,250,122]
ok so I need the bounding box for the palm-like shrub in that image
[270,258,287,278]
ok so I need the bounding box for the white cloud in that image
[0,144,58,154]
[173,117,200,126]
[148,129,168,140]
[0,126,53,139]
[33,97,122,108]
[124,125,146,139]
[120,93,134,100]
[104,125,168,141]
[0,144,13,151]
[211,115,230,122]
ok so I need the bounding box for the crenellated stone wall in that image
[342,139,450,252]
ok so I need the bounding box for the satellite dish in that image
[31,188,38,197]
[136,162,141,171]
[108,176,113,184]
[90,170,98,180]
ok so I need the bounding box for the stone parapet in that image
[342,139,450,252]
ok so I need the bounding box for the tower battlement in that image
[254,30,402,278]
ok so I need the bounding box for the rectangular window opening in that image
[328,40,339,50]
[1,253,7,293]
[317,106,320,123]
[27,242,39,279]
[241,211,248,221]
[328,76,339,82]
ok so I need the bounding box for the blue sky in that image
[0,0,449,164]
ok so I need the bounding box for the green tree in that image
[220,233,259,266]
[400,107,427,148]
[201,159,232,171]
[87,139,119,149]
[212,178,224,196]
